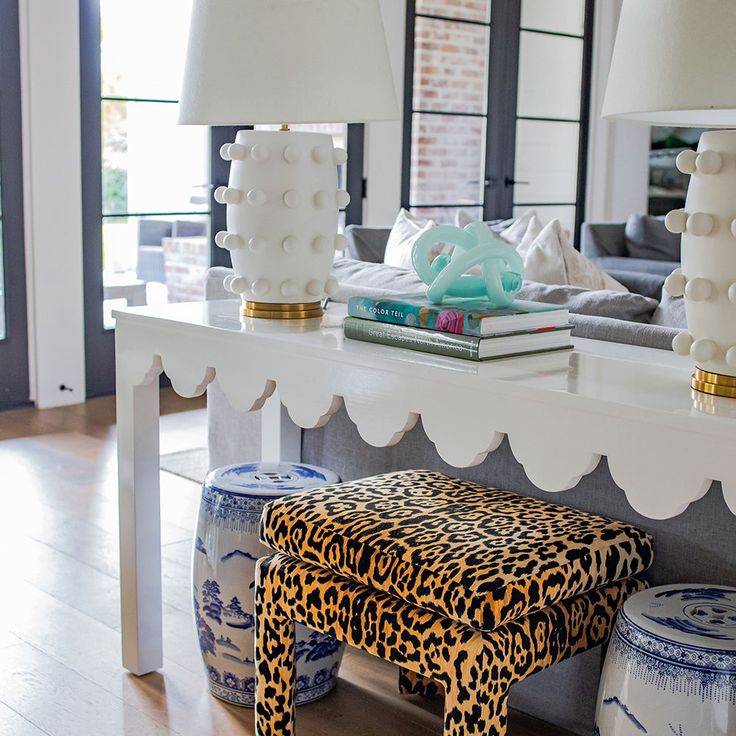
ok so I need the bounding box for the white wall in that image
[585,0,650,222]
[19,0,86,407]
[363,0,406,226]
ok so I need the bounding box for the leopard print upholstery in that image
[260,470,653,631]
[255,553,646,736]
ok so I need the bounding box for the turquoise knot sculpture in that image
[411,222,524,306]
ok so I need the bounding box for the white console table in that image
[114,299,736,676]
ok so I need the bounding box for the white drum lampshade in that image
[179,0,398,319]
[603,0,736,397]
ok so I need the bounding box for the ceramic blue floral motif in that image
[193,462,344,707]
[641,612,736,641]
[599,697,647,733]
[411,222,524,306]
[656,587,735,603]
[594,584,736,735]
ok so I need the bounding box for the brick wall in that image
[162,236,209,303]
[416,0,490,23]
[410,11,489,216]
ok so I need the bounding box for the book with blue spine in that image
[347,293,569,337]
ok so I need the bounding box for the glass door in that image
[403,0,493,224]
[0,0,30,409]
[81,0,211,397]
[402,0,594,242]
[512,0,593,239]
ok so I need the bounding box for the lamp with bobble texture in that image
[664,131,736,393]
[215,129,350,320]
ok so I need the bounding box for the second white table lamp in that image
[603,0,736,397]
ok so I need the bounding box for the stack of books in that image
[344,294,573,362]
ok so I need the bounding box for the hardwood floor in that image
[0,391,569,736]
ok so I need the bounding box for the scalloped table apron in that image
[193,462,344,706]
[595,584,736,735]
[113,300,736,676]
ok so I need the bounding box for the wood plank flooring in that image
[0,391,569,736]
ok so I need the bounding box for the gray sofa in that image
[203,243,735,735]
[581,213,681,278]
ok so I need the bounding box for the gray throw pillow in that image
[624,214,681,262]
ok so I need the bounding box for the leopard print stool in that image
[254,470,654,736]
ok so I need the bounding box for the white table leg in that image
[261,391,302,463]
[117,373,163,675]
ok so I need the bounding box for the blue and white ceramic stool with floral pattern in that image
[595,584,736,735]
[192,462,345,707]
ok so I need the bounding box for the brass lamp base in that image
[243,300,323,320]
[691,367,736,399]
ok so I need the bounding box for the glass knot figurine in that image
[411,221,524,306]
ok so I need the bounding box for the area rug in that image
[160,447,209,485]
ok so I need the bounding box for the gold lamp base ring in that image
[243,300,323,320]
[691,367,736,399]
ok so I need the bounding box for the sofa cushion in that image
[344,225,391,263]
[332,257,427,298]
[519,280,658,323]
[590,256,680,278]
[625,214,681,262]
[260,470,654,632]
[605,270,666,300]
[331,258,659,323]
[569,314,678,349]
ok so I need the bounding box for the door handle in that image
[504,177,530,187]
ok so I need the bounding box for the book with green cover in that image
[343,317,573,362]
[347,293,569,337]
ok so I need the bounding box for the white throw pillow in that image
[524,220,628,292]
[516,215,543,260]
[383,209,438,270]
[500,209,538,245]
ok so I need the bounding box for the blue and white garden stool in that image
[595,584,736,735]
[192,462,345,707]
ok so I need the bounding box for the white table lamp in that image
[603,0,736,398]
[179,0,398,319]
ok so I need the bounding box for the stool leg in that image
[443,685,506,736]
[398,667,441,696]
[443,643,508,736]
[255,560,296,736]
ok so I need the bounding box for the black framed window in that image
[402,0,594,240]
[0,0,30,408]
